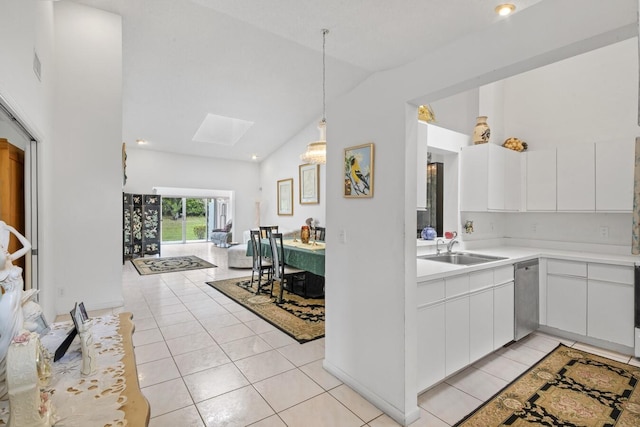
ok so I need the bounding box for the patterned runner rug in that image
[131,255,216,275]
[206,277,324,343]
[456,344,640,426]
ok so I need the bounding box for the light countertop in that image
[416,245,639,282]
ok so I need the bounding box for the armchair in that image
[210,220,233,247]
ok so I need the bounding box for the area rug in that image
[455,344,640,426]
[131,255,216,275]
[206,277,324,343]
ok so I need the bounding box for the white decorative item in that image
[472,116,491,144]
[6,331,55,427]
[74,309,96,376]
[0,220,32,400]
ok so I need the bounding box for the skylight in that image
[192,113,254,146]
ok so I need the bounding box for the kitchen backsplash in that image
[460,211,632,248]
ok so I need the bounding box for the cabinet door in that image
[504,149,522,211]
[417,303,445,391]
[595,140,635,211]
[557,143,595,211]
[547,275,587,335]
[460,145,489,211]
[587,280,634,347]
[526,150,556,211]
[470,289,494,362]
[494,281,515,349]
[445,296,470,376]
[487,144,505,210]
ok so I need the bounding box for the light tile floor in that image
[71,243,640,426]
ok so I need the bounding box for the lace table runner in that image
[0,315,128,426]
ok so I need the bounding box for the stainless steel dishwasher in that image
[514,259,539,341]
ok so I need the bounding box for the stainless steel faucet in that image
[436,238,445,254]
[446,237,459,253]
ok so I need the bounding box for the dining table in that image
[246,238,325,297]
[247,238,325,276]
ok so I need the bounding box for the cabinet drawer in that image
[494,265,514,284]
[547,259,587,277]
[469,269,493,291]
[417,279,445,306]
[588,263,633,285]
[445,275,469,297]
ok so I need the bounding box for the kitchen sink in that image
[418,252,507,265]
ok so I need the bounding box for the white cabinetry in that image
[494,281,515,349]
[557,143,595,211]
[544,259,634,348]
[445,296,470,376]
[526,150,556,211]
[595,140,635,211]
[460,144,521,212]
[470,288,494,363]
[416,279,445,391]
[417,264,515,391]
[587,263,634,347]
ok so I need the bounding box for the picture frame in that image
[299,163,320,204]
[277,178,294,215]
[344,143,374,198]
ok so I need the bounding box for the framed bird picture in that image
[344,143,374,198]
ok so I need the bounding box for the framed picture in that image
[344,143,374,198]
[277,178,294,215]
[299,163,320,204]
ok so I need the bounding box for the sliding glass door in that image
[160,197,206,243]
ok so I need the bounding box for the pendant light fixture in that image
[301,29,329,164]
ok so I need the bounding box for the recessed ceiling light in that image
[495,3,516,16]
[136,139,148,145]
[251,154,258,161]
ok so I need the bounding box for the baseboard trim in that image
[322,359,420,426]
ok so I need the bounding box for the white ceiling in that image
[71,0,544,161]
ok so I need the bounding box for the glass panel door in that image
[185,198,207,242]
[161,197,183,243]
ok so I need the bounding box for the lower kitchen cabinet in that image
[445,296,470,376]
[416,302,445,391]
[494,281,515,349]
[544,259,634,348]
[418,264,516,391]
[587,279,634,347]
[547,274,587,335]
[470,288,494,363]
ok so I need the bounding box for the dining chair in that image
[313,227,326,241]
[269,232,307,303]
[259,225,279,239]
[249,230,272,293]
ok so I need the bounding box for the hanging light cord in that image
[321,28,328,124]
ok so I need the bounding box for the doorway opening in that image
[158,192,232,244]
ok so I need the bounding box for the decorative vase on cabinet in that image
[473,116,491,144]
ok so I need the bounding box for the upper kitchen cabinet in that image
[460,143,521,212]
[526,149,556,211]
[595,139,634,212]
[557,143,595,211]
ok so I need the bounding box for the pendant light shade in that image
[301,29,329,165]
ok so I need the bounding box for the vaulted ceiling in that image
[71,0,544,161]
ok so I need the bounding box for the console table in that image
[117,312,151,426]
[0,312,150,426]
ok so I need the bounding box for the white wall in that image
[124,148,260,239]
[322,1,637,425]
[50,2,123,313]
[502,38,639,149]
[260,120,326,232]
[460,38,639,250]
[0,1,56,321]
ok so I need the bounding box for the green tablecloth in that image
[246,239,325,277]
